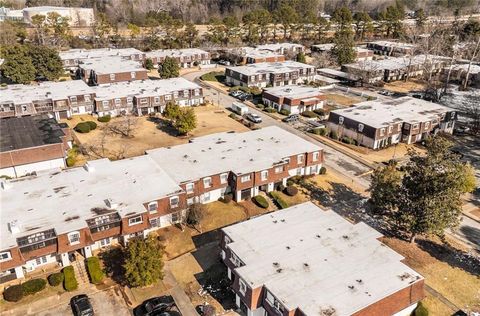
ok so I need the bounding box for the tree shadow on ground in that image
[99,247,126,286]
[459,225,480,249]
[416,238,480,277]
[147,116,180,137]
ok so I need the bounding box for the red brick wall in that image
[95,70,149,85]
[0,247,24,271]
[57,227,92,253]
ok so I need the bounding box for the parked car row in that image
[229,90,253,101]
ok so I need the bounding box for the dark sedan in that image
[134,296,176,316]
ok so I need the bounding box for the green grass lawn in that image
[200,71,225,82]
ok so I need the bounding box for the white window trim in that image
[239,278,247,295]
[380,128,385,137]
[110,74,116,80]
[261,170,268,181]
[297,154,304,164]
[67,231,81,245]
[0,251,12,262]
[148,201,158,212]
[170,196,180,208]
[128,215,143,226]
[203,177,212,188]
[220,173,228,184]
[313,151,320,162]
[274,166,283,174]
[241,175,251,183]
[186,183,194,194]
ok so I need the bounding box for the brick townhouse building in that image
[366,41,416,57]
[0,127,324,284]
[77,56,149,85]
[91,78,204,117]
[0,81,96,120]
[220,202,425,316]
[227,47,286,64]
[255,43,305,56]
[311,44,374,62]
[225,61,316,88]
[145,48,211,68]
[59,48,145,69]
[0,115,72,178]
[262,85,326,114]
[327,97,457,149]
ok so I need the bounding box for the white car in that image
[246,113,262,123]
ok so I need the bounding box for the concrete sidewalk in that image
[164,270,199,316]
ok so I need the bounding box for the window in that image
[313,151,320,162]
[149,217,160,227]
[68,232,80,245]
[425,122,430,129]
[194,89,200,96]
[99,238,110,247]
[173,91,179,98]
[148,202,158,212]
[230,252,243,267]
[70,96,77,104]
[239,278,247,295]
[110,74,115,81]
[140,98,148,104]
[0,251,11,262]
[186,183,194,194]
[165,95,172,101]
[412,124,419,130]
[114,98,121,105]
[187,198,194,206]
[380,128,385,137]
[241,175,251,183]
[154,97,160,104]
[203,191,211,202]
[35,256,48,266]
[261,170,268,181]
[126,97,133,104]
[183,90,189,96]
[128,215,143,226]
[339,116,344,125]
[171,212,181,223]
[274,166,283,174]
[297,154,304,164]
[220,173,228,184]
[102,100,109,107]
[84,95,91,102]
[170,196,179,208]
[265,290,285,313]
[203,177,212,188]
[397,124,402,132]
[388,126,393,133]
[131,72,136,79]
[284,157,290,164]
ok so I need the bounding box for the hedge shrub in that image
[86,121,97,130]
[229,113,237,119]
[22,278,46,295]
[319,166,327,175]
[256,104,265,110]
[270,192,289,209]
[301,111,317,118]
[66,157,76,167]
[414,302,429,316]
[63,266,78,291]
[86,257,104,284]
[330,130,338,140]
[74,122,91,133]
[284,185,298,196]
[252,195,269,209]
[97,115,111,123]
[3,285,24,302]
[313,109,326,116]
[279,109,290,116]
[263,107,276,113]
[48,272,64,287]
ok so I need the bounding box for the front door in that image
[240,188,251,200]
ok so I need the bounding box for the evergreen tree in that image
[123,236,165,287]
[175,107,197,135]
[29,45,63,81]
[0,44,35,84]
[331,7,356,65]
[296,52,306,63]
[369,162,402,215]
[273,5,298,40]
[158,56,179,79]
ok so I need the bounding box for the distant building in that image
[227,47,286,64]
[0,7,23,22]
[262,85,326,114]
[255,43,305,56]
[342,55,447,83]
[91,78,204,117]
[225,61,315,88]
[311,43,374,62]
[0,81,95,120]
[366,41,416,57]
[145,48,211,68]
[444,64,480,88]
[22,6,95,26]
[59,48,145,69]
[77,57,149,85]
[327,96,456,149]
[0,115,71,178]
[220,202,425,316]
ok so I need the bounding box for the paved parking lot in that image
[37,288,131,316]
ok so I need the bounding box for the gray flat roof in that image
[331,96,452,128]
[223,202,423,316]
[312,44,372,54]
[256,43,304,51]
[226,61,314,76]
[147,126,322,183]
[230,47,283,59]
[91,78,202,101]
[0,115,65,152]
[59,48,143,61]
[0,81,95,105]
[344,54,446,72]
[317,68,359,81]
[79,56,146,74]
[263,85,323,100]
[0,156,183,249]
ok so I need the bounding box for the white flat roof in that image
[0,156,183,249]
[312,44,371,54]
[256,43,304,51]
[147,126,322,183]
[368,40,416,49]
[332,96,452,128]
[264,85,323,100]
[91,78,202,101]
[231,47,284,59]
[223,202,423,316]
[59,48,143,61]
[226,61,314,76]
[79,56,146,74]
[145,48,209,59]
[344,54,446,71]
[0,81,95,105]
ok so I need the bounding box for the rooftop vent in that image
[8,220,21,234]
[1,179,11,190]
[104,198,118,209]
[84,163,95,173]
[273,262,279,267]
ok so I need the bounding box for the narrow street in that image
[182,68,480,252]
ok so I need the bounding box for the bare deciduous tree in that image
[108,116,138,138]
